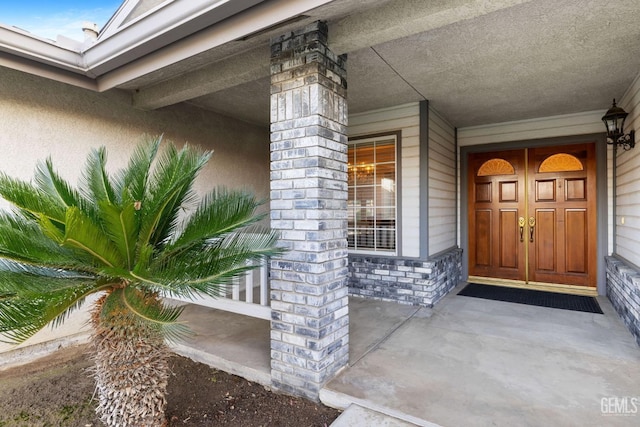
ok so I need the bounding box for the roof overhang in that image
[2,0,639,128]
[0,0,334,90]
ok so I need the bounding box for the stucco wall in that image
[0,65,269,357]
[0,66,269,199]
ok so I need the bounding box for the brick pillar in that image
[269,21,349,400]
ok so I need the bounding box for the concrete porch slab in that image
[348,296,421,363]
[331,404,426,427]
[321,285,640,426]
[169,296,419,388]
[169,303,271,385]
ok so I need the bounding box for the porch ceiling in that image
[129,0,640,128]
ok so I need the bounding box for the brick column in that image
[269,21,349,400]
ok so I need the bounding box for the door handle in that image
[529,217,536,242]
[519,217,525,242]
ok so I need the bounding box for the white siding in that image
[349,103,420,257]
[428,106,456,255]
[457,111,604,146]
[615,72,640,266]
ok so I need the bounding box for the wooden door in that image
[468,150,526,281]
[528,143,596,287]
[468,143,597,289]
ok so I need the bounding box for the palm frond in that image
[113,136,160,204]
[37,214,65,244]
[35,158,84,209]
[97,201,139,269]
[62,207,124,268]
[167,188,266,255]
[132,243,155,273]
[138,144,211,250]
[0,257,94,277]
[0,282,97,344]
[140,230,282,298]
[0,212,94,272]
[0,173,65,224]
[128,269,229,300]
[0,268,98,296]
[80,147,116,205]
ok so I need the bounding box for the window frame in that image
[347,132,400,255]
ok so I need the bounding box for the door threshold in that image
[467,276,597,296]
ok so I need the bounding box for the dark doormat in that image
[458,283,603,314]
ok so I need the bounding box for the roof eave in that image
[0,25,85,74]
[0,0,333,92]
[83,0,267,78]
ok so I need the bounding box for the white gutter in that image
[0,25,83,73]
[83,0,266,78]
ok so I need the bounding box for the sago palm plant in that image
[0,136,281,427]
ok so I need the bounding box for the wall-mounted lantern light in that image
[602,99,635,150]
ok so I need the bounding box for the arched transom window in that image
[538,153,584,173]
[477,158,515,176]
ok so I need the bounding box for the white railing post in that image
[260,263,269,306]
[246,270,254,303]
[232,275,240,300]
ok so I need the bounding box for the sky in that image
[0,1,122,41]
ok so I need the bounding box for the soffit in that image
[361,0,640,127]
[115,0,398,91]
[3,0,638,129]
[165,0,640,128]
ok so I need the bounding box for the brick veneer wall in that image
[349,247,462,307]
[605,256,640,346]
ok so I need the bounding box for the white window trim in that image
[347,133,399,255]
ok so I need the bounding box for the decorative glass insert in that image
[477,158,515,176]
[348,135,397,252]
[538,153,584,173]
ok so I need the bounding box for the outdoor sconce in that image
[602,99,635,150]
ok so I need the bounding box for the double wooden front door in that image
[468,143,596,289]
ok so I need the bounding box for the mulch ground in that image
[0,345,341,427]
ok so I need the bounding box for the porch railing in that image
[165,261,271,320]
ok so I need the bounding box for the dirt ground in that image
[0,345,341,427]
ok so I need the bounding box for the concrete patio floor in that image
[173,284,640,426]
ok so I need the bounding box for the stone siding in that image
[269,21,350,400]
[349,247,462,307]
[606,256,640,346]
